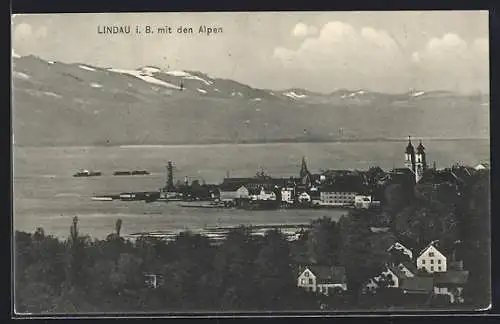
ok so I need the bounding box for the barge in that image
[73,169,102,177]
[113,170,150,176]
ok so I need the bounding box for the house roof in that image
[387,264,407,280]
[219,183,248,192]
[417,240,445,258]
[305,265,347,284]
[401,277,434,292]
[400,261,418,275]
[434,270,469,286]
[248,187,275,195]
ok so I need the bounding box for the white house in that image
[354,195,372,209]
[297,192,311,203]
[319,186,358,207]
[219,185,249,202]
[474,163,489,170]
[416,242,447,273]
[281,187,295,204]
[297,265,347,296]
[365,263,410,292]
[250,187,276,201]
[387,242,414,260]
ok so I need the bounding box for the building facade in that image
[319,190,357,207]
[297,266,347,296]
[416,244,447,273]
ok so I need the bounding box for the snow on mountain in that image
[13,71,30,80]
[283,91,307,99]
[411,91,425,97]
[165,70,191,77]
[108,68,180,89]
[79,65,96,72]
[165,70,214,86]
[11,55,489,147]
[142,66,162,74]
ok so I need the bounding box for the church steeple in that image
[404,136,416,171]
[299,156,312,187]
[415,140,427,182]
[300,156,309,178]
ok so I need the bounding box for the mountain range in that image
[12,54,490,147]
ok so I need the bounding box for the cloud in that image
[12,22,49,54]
[411,34,489,92]
[292,22,318,37]
[273,21,408,90]
[273,22,489,93]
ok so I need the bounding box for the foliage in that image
[13,169,490,312]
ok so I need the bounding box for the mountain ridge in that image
[12,55,490,147]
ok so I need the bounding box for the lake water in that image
[13,140,490,240]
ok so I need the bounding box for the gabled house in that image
[297,191,311,203]
[387,242,414,261]
[218,183,249,202]
[297,265,347,295]
[398,261,418,278]
[433,270,469,303]
[365,263,409,292]
[417,242,447,273]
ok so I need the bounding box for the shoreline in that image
[13,137,490,149]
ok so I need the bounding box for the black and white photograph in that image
[12,11,491,315]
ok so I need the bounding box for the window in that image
[422,260,426,264]
[438,266,442,271]
[309,278,313,284]
[431,266,434,271]
[438,259,442,264]
[430,259,434,264]
[305,272,309,277]
[429,252,435,257]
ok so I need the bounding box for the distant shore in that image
[13,136,489,149]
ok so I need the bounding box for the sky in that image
[12,11,489,94]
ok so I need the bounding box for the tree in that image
[307,216,341,265]
[252,229,295,309]
[384,184,407,215]
[338,212,391,303]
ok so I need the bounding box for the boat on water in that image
[113,170,150,176]
[92,196,114,201]
[73,169,102,177]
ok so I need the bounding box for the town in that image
[15,137,490,312]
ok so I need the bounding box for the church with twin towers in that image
[405,136,428,183]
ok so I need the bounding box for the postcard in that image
[11,11,490,316]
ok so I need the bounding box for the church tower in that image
[404,136,416,172]
[300,156,311,187]
[415,140,427,183]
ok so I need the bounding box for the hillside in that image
[12,55,490,147]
